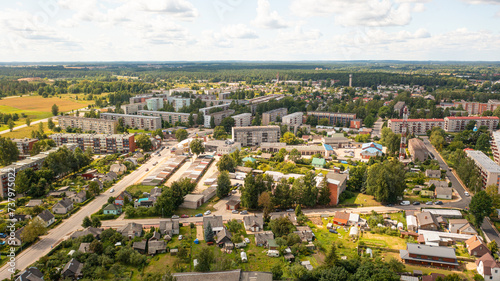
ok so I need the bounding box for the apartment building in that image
[465,150,500,190]
[11,138,38,158]
[232,113,252,127]
[169,88,196,96]
[199,103,231,116]
[408,138,429,162]
[121,102,147,115]
[444,116,499,132]
[388,119,445,135]
[58,116,118,134]
[247,94,284,114]
[232,126,280,146]
[205,140,242,155]
[492,131,500,165]
[400,243,459,269]
[394,101,406,117]
[50,133,135,154]
[306,112,357,127]
[137,110,196,125]
[166,96,191,112]
[100,113,162,130]
[453,100,500,115]
[262,108,288,126]
[146,98,164,111]
[129,93,168,104]
[260,142,332,158]
[282,112,303,127]
[0,144,77,198]
[204,109,235,128]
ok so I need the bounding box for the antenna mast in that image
[399,106,409,161]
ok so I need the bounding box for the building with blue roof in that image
[360,142,383,159]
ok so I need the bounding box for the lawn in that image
[173,199,217,217]
[1,121,56,138]
[126,185,154,195]
[340,193,383,207]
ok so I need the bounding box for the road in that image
[482,218,500,245]
[0,149,166,279]
[421,137,471,209]
[372,117,384,138]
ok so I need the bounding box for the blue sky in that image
[1,0,499,62]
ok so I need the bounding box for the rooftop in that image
[465,150,500,173]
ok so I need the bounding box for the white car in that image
[178,235,183,240]
[204,210,211,215]
[464,191,470,197]
[109,188,115,193]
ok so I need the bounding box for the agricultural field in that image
[0,121,56,138]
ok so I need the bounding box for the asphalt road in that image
[482,218,500,245]
[372,117,384,138]
[0,149,166,279]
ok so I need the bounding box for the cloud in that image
[252,0,290,29]
[136,0,199,19]
[461,0,500,4]
[221,24,259,39]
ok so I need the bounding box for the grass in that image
[341,193,383,207]
[126,185,154,195]
[173,198,217,217]
[1,121,56,138]
[404,264,473,280]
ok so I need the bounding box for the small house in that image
[114,191,132,206]
[311,158,326,168]
[416,212,439,231]
[36,210,55,227]
[103,204,122,215]
[52,198,74,214]
[255,231,274,247]
[133,241,147,254]
[466,235,490,257]
[70,227,103,239]
[148,240,167,255]
[25,199,43,208]
[118,222,143,238]
[243,215,264,232]
[333,211,350,225]
[69,191,87,204]
[267,239,279,250]
[476,252,500,281]
[110,163,127,175]
[61,259,84,279]
[435,187,452,200]
[226,199,241,210]
[15,267,44,281]
[78,242,92,253]
[216,227,232,246]
[425,170,441,178]
[160,219,180,236]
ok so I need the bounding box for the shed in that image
[349,226,359,238]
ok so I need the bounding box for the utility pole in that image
[399,106,409,161]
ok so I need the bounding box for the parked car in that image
[171,215,179,219]
[434,201,443,205]
[204,210,211,215]
[0,233,6,238]
[425,201,433,205]
[195,213,203,217]
[329,229,338,234]
[413,201,420,205]
[232,210,238,214]
[240,210,248,215]
[464,191,470,197]
[232,190,237,194]
[109,188,115,193]
[178,235,183,240]
[145,168,149,172]
[400,201,410,206]
[286,209,294,212]
[181,214,189,218]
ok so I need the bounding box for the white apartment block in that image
[492,131,500,165]
[58,116,118,134]
[166,97,191,112]
[262,108,288,126]
[121,102,147,115]
[232,113,252,127]
[282,112,303,127]
[169,88,196,96]
[204,110,235,128]
[100,113,162,130]
[199,103,231,115]
[146,98,164,111]
[50,133,135,154]
[232,126,281,147]
[137,110,196,125]
[444,116,499,132]
[466,150,500,191]
[388,119,445,135]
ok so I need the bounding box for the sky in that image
[0,0,500,62]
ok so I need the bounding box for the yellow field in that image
[0,95,92,113]
[1,121,56,138]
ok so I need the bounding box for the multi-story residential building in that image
[388,118,445,135]
[232,126,280,146]
[247,94,284,114]
[0,144,77,198]
[491,131,500,165]
[196,94,217,103]
[260,142,333,158]
[204,109,235,128]
[394,101,406,117]
[58,116,118,134]
[11,138,38,158]
[49,133,136,154]
[129,93,168,104]
[232,113,252,127]
[121,102,147,115]
[199,103,231,116]
[453,100,500,115]
[444,116,499,132]
[137,110,196,125]
[219,92,231,100]
[465,150,500,190]
[146,98,164,111]
[325,172,348,205]
[262,108,288,126]
[100,113,162,130]
[166,97,191,112]
[169,88,196,96]
[408,138,429,162]
[306,112,357,127]
[400,243,459,269]
[282,112,303,127]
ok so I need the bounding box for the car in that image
[425,201,433,205]
[400,201,410,206]
[195,213,203,217]
[145,168,149,172]
[244,238,251,244]
[386,203,393,207]
[158,154,161,157]
[275,209,282,212]
[413,201,420,205]
[181,214,189,218]
[464,191,470,197]
[166,147,169,149]
[434,201,443,205]
[231,190,237,194]
[232,210,239,214]
[178,235,183,240]
[329,229,338,234]
[171,215,179,219]
[109,188,115,193]
[286,209,294,212]
[204,210,211,215]
[240,210,248,215]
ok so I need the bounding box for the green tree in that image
[364,115,375,128]
[0,137,19,166]
[221,116,235,133]
[229,149,241,166]
[8,119,14,132]
[280,131,300,145]
[154,188,176,217]
[289,148,301,162]
[51,104,59,116]
[26,117,31,127]
[135,134,152,151]
[295,204,302,217]
[82,216,93,228]
[216,171,231,198]
[317,179,331,206]
[325,242,339,266]
[319,118,329,126]
[476,133,491,153]
[430,127,446,151]
[486,184,500,208]
[175,129,188,141]
[47,117,55,130]
[269,217,294,237]
[252,114,261,126]
[365,160,406,203]
[271,264,283,281]
[213,126,226,140]
[21,218,47,243]
[489,240,499,254]
[258,191,274,219]
[204,221,214,242]
[188,113,194,126]
[189,138,205,156]
[196,112,204,125]
[152,128,163,139]
[195,247,215,272]
[217,154,236,172]
[210,116,216,128]
[470,190,493,228]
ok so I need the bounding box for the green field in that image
[1,121,56,138]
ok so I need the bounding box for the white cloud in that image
[135,0,199,19]
[461,0,500,4]
[252,0,290,29]
[221,24,259,39]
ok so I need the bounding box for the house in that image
[10,228,23,246]
[399,243,459,268]
[420,190,435,197]
[416,229,474,246]
[103,204,122,215]
[416,212,439,230]
[255,231,274,247]
[172,270,272,281]
[270,212,297,225]
[311,158,326,168]
[348,213,360,225]
[333,211,350,225]
[294,226,314,242]
[110,163,127,175]
[36,210,55,227]
[52,198,74,214]
[133,240,147,254]
[406,215,417,232]
[15,267,44,281]
[149,231,161,241]
[203,215,224,235]
[101,171,117,182]
[180,194,204,209]
[476,252,500,280]
[148,240,167,255]
[242,157,256,164]
[458,222,477,235]
[69,191,87,204]
[261,153,272,160]
[159,219,180,236]
[422,273,446,281]
[61,258,84,279]
[12,214,31,222]
[360,142,383,159]
[243,215,264,232]
[78,242,92,253]
[115,191,132,206]
[134,198,154,208]
[425,170,441,178]
[25,199,43,208]
[216,227,232,246]
[267,239,279,250]
[428,180,448,188]
[449,219,477,234]
[70,227,103,239]
[118,222,143,238]
[91,178,103,189]
[435,187,452,200]
[466,235,490,257]
[325,172,348,205]
[301,260,314,271]
[226,199,240,210]
[81,169,99,179]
